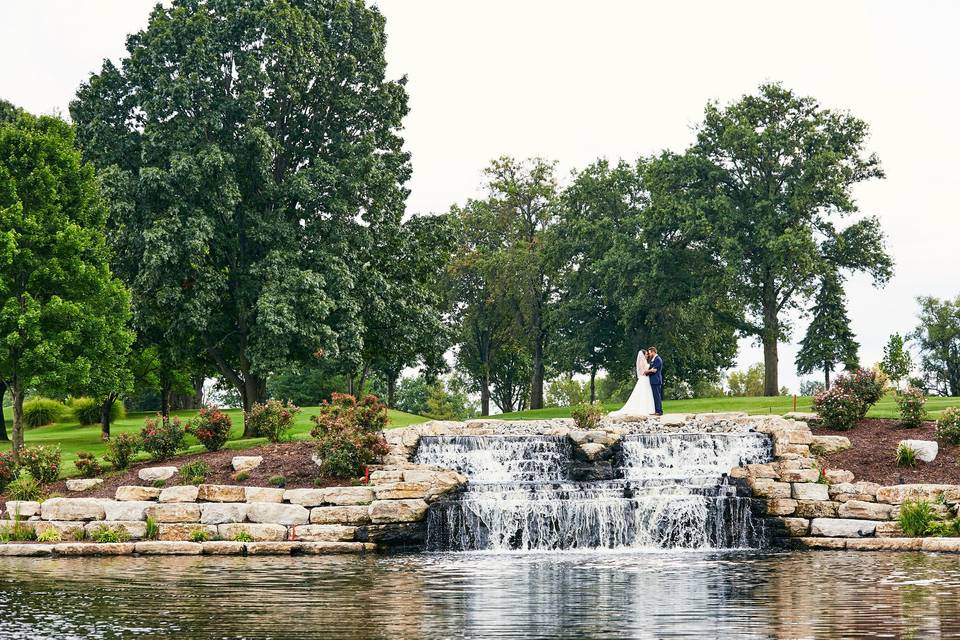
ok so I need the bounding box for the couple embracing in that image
[610,347,664,418]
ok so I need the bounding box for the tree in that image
[727,364,766,397]
[880,333,913,389]
[0,380,7,441]
[70,0,410,436]
[912,295,960,396]
[687,83,893,395]
[795,271,860,389]
[0,110,130,456]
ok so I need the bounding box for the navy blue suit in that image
[648,354,664,414]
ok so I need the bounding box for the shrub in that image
[68,396,125,425]
[179,461,209,485]
[106,432,140,471]
[899,499,934,536]
[145,517,159,540]
[834,368,886,418]
[233,531,255,543]
[36,528,62,543]
[92,526,130,543]
[190,407,233,452]
[189,528,210,542]
[0,450,17,494]
[812,386,863,431]
[571,403,605,430]
[895,387,927,428]
[74,451,103,479]
[232,471,250,482]
[4,475,43,501]
[70,527,87,542]
[247,399,300,443]
[17,445,62,484]
[22,397,67,428]
[140,415,187,461]
[268,475,286,488]
[310,393,389,478]
[896,443,918,468]
[0,520,36,543]
[152,479,166,489]
[935,407,960,445]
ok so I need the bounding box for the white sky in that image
[2,0,958,392]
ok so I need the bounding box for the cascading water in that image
[417,431,772,552]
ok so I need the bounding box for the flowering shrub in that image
[935,407,960,445]
[248,399,300,443]
[0,450,18,493]
[310,394,389,478]
[813,386,863,431]
[895,387,927,428]
[834,368,886,418]
[190,407,233,452]
[106,432,139,470]
[140,415,187,461]
[74,451,103,478]
[571,403,605,430]
[17,445,62,484]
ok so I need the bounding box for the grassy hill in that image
[497,394,960,421]
[1,406,428,476]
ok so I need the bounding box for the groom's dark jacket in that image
[649,355,664,386]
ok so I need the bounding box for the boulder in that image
[0,544,52,557]
[244,487,285,503]
[157,523,218,541]
[159,486,199,503]
[372,482,431,501]
[200,503,249,525]
[309,505,372,525]
[246,502,309,525]
[201,541,246,555]
[103,501,153,522]
[85,520,148,540]
[746,464,778,479]
[765,499,798,516]
[779,469,819,483]
[899,439,938,463]
[246,542,303,555]
[824,469,855,484]
[115,486,161,501]
[4,501,41,518]
[921,538,960,552]
[33,521,86,539]
[134,541,203,555]
[232,456,263,472]
[748,478,791,499]
[292,524,356,542]
[283,489,329,507]
[774,517,810,536]
[837,500,894,520]
[368,499,429,524]
[144,503,201,523]
[197,485,246,503]
[875,484,958,504]
[369,469,403,483]
[794,500,839,518]
[300,541,377,555]
[847,538,923,551]
[138,467,177,482]
[54,542,135,556]
[791,483,829,501]
[217,523,286,542]
[66,479,103,492]
[40,498,106,521]
[809,435,851,454]
[810,518,878,538]
[874,521,904,537]
[320,486,375,506]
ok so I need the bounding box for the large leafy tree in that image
[880,333,913,389]
[688,83,893,395]
[795,270,860,389]
[70,0,410,435]
[912,295,960,396]
[0,109,131,456]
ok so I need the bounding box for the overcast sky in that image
[1,0,957,392]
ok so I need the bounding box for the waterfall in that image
[417,432,772,552]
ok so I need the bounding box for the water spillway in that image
[416,432,772,552]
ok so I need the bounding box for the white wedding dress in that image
[609,351,656,417]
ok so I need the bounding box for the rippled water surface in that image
[3,550,960,638]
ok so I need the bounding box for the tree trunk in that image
[160,381,172,422]
[824,366,831,391]
[762,300,779,396]
[387,374,397,408]
[529,336,545,410]
[192,375,205,408]
[0,380,8,442]
[241,372,267,438]
[589,367,597,404]
[10,383,25,459]
[100,393,117,441]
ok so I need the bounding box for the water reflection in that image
[2,551,960,638]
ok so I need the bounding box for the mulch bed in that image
[816,418,960,485]
[45,441,354,499]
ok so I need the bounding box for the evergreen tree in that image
[795,271,860,389]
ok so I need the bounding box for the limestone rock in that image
[232,456,263,472]
[899,439,938,463]
[578,442,608,461]
[283,489,329,507]
[875,521,905,537]
[791,483,829,501]
[115,486,161,501]
[309,505,372,525]
[824,469,855,484]
[292,524,356,542]
[40,498,106,521]
[779,469,819,483]
[66,479,103,492]
[85,520,147,540]
[0,544,53,557]
[372,482,431,501]
[157,523,218,541]
[794,500,839,518]
[783,412,820,423]
[54,542,135,556]
[217,523,286,542]
[200,503,249,525]
[810,518,877,537]
[810,435,851,454]
[746,464,778,479]
[159,485,199,503]
[369,469,403,483]
[138,467,177,482]
[300,541,377,555]
[4,501,41,518]
[244,487,285,503]
[921,538,960,552]
[837,500,894,520]
[774,517,810,536]
[32,521,86,539]
[875,484,958,504]
[198,484,246,503]
[246,542,303,555]
[246,502,309,525]
[201,541,246,555]
[103,501,153,522]
[144,503,202,523]
[369,499,429,524]
[748,478,791,499]
[847,538,923,551]
[320,486,375,506]
[765,499,798,516]
[134,541,203,555]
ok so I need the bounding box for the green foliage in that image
[248,400,300,444]
[896,443,919,468]
[727,364,769,397]
[935,407,960,445]
[899,500,934,536]
[547,376,589,408]
[896,387,928,428]
[69,527,87,542]
[880,333,913,388]
[105,432,139,471]
[232,471,250,483]
[140,415,187,461]
[571,403,605,430]
[179,461,210,486]
[0,519,36,543]
[911,295,960,396]
[22,397,68,429]
[394,376,431,416]
[152,479,166,489]
[268,475,286,488]
[189,407,232,452]
[423,378,476,421]
[17,445,62,484]
[835,368,886,418]
[795,271,860,387]
[268,362,350,408]
[36,528,62,543]
[189,528,210,543]
[799,380,825,397]
[310,394,389,478]
[813,387,864,431]
[0,450,16,493]
[92,526,130,543]
[233,531,255,543]
[74,451,103,479]
[144,517,159,541]
[68,396,125,425]
[4,475,43,501]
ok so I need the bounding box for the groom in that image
[643,347,664,416]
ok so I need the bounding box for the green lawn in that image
[497,394,960,421]
[1,406,428,477]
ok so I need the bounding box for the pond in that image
[2,550,960,638]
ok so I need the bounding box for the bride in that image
[609,349,656,417]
